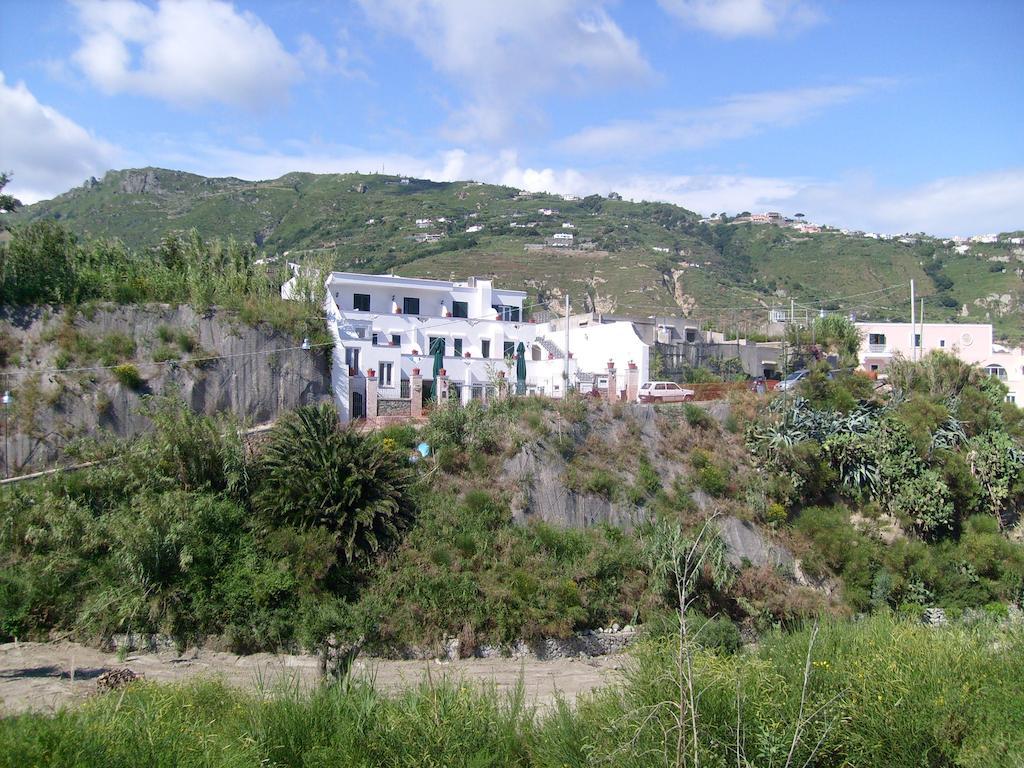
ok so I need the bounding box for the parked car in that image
[775,368,838,392]
[638,381,695,403]
[774,369,810,391]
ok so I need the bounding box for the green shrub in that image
[683,402,712,429]
[176,330,197,353]
[696,464,728,496]
[763,502,787,527]
[96,332,136,366]
[152,344,178,363]
[112,363,144,390]
[582,468,617,498]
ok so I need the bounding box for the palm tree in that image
[254,403,415,562]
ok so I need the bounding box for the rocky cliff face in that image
[0,305,331,476]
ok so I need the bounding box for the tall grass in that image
[2,616,1021,768]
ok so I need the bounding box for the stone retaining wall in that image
[105,626,640,660]
[377,398,412,417]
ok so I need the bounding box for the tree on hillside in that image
[0,172,21,215]
[0,220,79,305]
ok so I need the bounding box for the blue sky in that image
[2,0,1022,235]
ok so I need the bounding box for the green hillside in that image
[13,168,1024,340]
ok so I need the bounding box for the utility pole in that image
[920,298,925,358]
[910,280,916,362]
[564,293,570,394]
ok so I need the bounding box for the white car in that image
[638,381,695,403]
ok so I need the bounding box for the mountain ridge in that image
[11,167,1024,341]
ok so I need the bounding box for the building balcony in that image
[868,343,887,353]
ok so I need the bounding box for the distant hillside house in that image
[546,232,574,247]
[855,321,1023,405]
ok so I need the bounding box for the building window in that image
[380,362,393,387]
[428,336,446,356]
[453,338,463,356]
[503,341,515,358]
[985,364,1008,380]
[1006,394,1016,404]
[353,293,370,311]
[914,334,921,347]
[345,347,360,372]
[493,304,521,322]
[481,340,491,358]
[868,333,886,346]
[372,333,379,345]
[940,339,945,348]
[391,334,401,347]
[685,329,697,343]
[403,297,420,315]
[452,300,469,318]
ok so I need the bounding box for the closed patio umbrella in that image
[515,341,527,395]
[430,337,445,399]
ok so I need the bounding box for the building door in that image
[351,391,365,419]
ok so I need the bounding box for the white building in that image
[855,321,1024,404]
[282,271,652,422]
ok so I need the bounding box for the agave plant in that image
[254,403,416,562]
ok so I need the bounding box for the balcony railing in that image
[868,343,886,353]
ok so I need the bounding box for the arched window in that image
[984,364,1008,380]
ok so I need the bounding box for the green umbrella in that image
[430,337,445,399]
[515,341,527,395]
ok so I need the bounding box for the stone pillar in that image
[605,361,617,404]
[626,361,639,402]
[365,369,378,423]
[437,368,449,402]
[497,370,508,399]
[410,368,423,419]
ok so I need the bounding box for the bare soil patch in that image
[0,641,624,716]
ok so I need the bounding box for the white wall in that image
[543,321,650,390]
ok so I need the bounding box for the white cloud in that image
[357,0,651,142]
[0,72,118,203]
[71,0,302,109]
[788,169,1024,237]
[658,0,824,38]
[563,81,888,156]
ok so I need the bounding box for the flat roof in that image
[327,271,527,296]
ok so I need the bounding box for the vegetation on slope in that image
[11,168,1023,338]
[3,351,1023,654]
[0,221,328,345]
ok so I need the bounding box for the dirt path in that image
[0,641,625,716]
